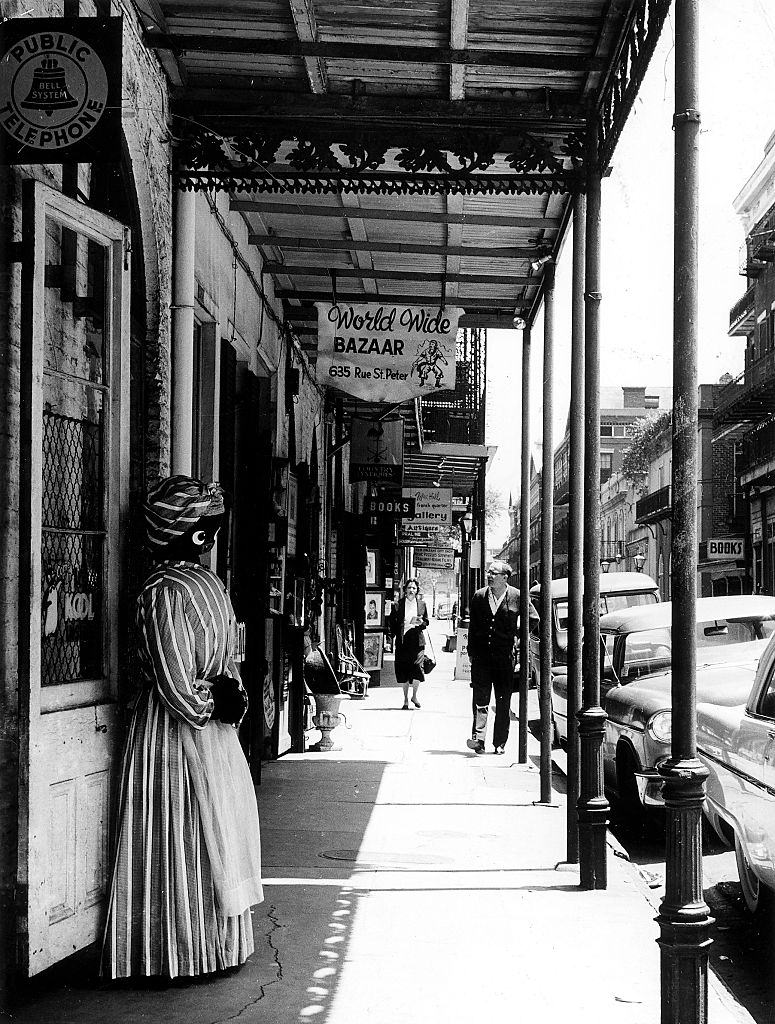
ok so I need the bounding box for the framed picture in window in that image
[366,549,378,586]
[365,590,384,626]
[363,632,383,671]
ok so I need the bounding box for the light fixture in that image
[461,509,473,534]
[601,559,611,574]
[530,252,554,273]
[512,309,526,330]
[634,550,647,573]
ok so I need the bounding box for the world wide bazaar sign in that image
[0,18,122,165]
[316,302,461,402]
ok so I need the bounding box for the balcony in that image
[636,484,672,524]
[713,351,775,430]
[600,540,624,569]
[728,284,757,336]
[740,419,775,483]
[419,330,485,446]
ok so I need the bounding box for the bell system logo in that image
[0,31,109,151]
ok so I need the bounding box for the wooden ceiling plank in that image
[276,288,528,308]
[230,199,559,229]
[146,33,602,72]
[265,263,531,286]
[449,0,469,100]
[249,235,538,258]
[340,193,377,296]
[446,194,463,301]
[288,0,328,94]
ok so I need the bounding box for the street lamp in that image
[634,550,646,573]
[459,510,473,618]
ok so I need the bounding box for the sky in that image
[485,0,775,550]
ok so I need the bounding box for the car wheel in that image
[735,834,774,918]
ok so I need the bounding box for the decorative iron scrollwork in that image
[173,121,586,196]
[598,0,671,169]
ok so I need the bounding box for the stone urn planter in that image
[310,691,350,752]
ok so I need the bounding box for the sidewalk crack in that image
[211,903,284,1024]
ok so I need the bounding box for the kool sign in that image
[316,302,460,402]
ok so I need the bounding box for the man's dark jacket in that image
[467,586,537,664]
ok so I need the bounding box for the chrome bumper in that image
[634,769,665,808]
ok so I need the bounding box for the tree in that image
[620,411,672,489]
[484,487,505,531]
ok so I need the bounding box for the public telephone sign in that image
[0,18,123,165]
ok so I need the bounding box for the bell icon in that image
[20,57,78,116]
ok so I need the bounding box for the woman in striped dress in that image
[102,476,263,979]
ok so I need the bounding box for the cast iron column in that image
[566,191,586,863]
[518,326,532,764]
[657,3,712,1021]
[578,119,608,890]
[539,264,556,803]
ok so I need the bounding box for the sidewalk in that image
[6,619,751,1024]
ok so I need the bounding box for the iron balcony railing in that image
[728,283,756,335]
[714,351,775,420]
[419,328,485,446]
[601,540,624,564]
[636,484,672,523]
[740,419,775,478]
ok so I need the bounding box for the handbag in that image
[422,629,436,675]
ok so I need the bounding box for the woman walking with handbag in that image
[388,579,429,709]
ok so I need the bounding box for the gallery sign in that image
[0,18,122,165]
[316,302,461,402]
[399,486,452,544]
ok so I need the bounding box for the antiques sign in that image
[399,486,452,544]
[0,18,122,165]
[350,417,403,483]
[316,302,461,402]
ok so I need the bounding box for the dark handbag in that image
[422,630,436,674]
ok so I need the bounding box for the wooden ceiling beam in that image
[287,0,328,94]
[249,234,535,259]
[176,88,587,130]
[449,0,469,100]
[265,263,533,286]
[232,199,559,230]
[146,33,601,72]
[276,288,527,309]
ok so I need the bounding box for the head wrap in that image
[144,475,225,551]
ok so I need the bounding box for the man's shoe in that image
[412,698,421,708]
[402,703,409,710]
[466,738,485,754]
[494,746,505,755]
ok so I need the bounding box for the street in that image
[549,738,775,1024]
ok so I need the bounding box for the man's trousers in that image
[470,657,514,749]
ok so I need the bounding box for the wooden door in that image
[18,181,129,975]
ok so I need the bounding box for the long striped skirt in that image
[101,690,256,978]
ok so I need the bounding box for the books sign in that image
[0,18,122,165]
[365,496,415,518]
[707,537,744,561]
[317,302,461,402]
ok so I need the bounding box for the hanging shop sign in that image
[316,302,461,402]
[350,417,404,483]
[706,537,744,561]
[398,486,452,545]
[0,17,122,165]
[365,496,416,518]
[413,547,455,570]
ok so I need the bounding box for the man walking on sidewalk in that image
[466,560,536,755]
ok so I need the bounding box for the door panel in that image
[19,181,129,975]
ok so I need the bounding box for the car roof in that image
[599,595,775,633]
[530,572,659,600]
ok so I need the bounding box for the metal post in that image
[538,264,556,803]
[171,188,196,475]
[657,4,711,1021]
[566,191,586,863]
[518,326,531,764]
[578,119,608,890]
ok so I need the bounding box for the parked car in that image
[597,595,775,819]
[698,630,775,915]
[539,572,660,738]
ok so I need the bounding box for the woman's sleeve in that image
[139,585,214,729]
[420,602,430,629]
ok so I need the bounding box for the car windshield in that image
[554,590,657,633]
[611,616,775,681]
